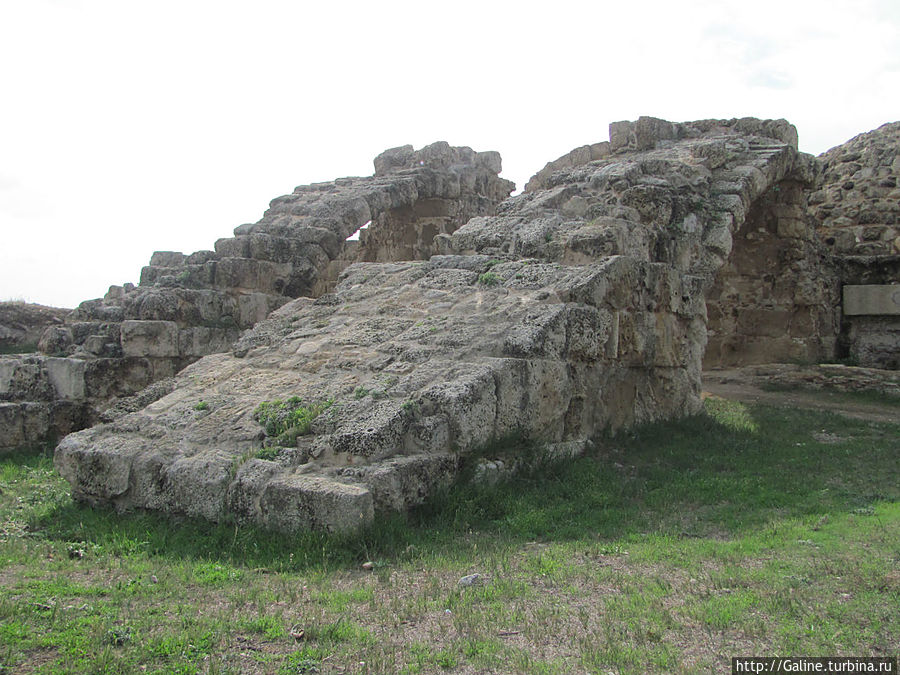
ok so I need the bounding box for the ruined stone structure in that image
[49,116,864,533]
[0,302,70,353]
[809,122,900,369]
[0,144,511,450]
[0,115,893,531]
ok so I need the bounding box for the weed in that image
[353,387,371,400]
[254,397,334,445]
[194,401,210,411]
[477,272,500,286]
[254,446,282,461]
[105,626,132,646]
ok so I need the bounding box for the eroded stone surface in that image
[0,302,70,353]
[810,122,900,369]
[2,143,512,451]
[57,117,834,531]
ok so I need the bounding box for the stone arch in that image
[703,175,840,368]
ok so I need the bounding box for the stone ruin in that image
[0,116,897,531]
[0,144,512,451]
[811,122,900,369]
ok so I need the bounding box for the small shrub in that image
[193,401,209,411]
[477,272,500,286]
[254,446,281,461]
[254,397,334,445]
[353,387,371,400]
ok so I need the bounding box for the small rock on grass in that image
[458,573,485,587]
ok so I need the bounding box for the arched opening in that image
[703,179,839,368]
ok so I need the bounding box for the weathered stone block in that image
[149,251,186,267]
[121,320,179,357]
[0,402,24,449]
[259,475,374,532]
[45,357,86,400]
[843,285,900,316]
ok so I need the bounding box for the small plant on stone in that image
[254,396,334,445]
[353,387,371,400]
[477,272,500,286]
[254,446,281,461]
[193,401,209,411]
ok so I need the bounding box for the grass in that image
[0,396,898,673]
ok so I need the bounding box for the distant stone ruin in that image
[1,116,897,531]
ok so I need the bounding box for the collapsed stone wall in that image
[56,117,833,532]
[0,144,512,451]
[807,122,900,369]
[0,302,71,353]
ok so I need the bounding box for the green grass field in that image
[1,397,897,673]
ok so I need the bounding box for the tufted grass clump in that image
[254,396,334,445]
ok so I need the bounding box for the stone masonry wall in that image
[809,122,900,369]
[1,144,512,451]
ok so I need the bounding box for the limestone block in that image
[82,335,108,355]
[652,313,687,367]
[149,251,186,267]
[847,316,900,369]
[214,236,250,258]
[0,403,24,448]
[45,357,86,400]
[421,364,498,451]
[237,293,277,327]
[55,436,132,501]
[121,320,180,357]
[0,360,16,397]
[346,454,458,512]
[213,258,292,295]
[843,285,900,316]
[163,453,233,521]
[104,285,125,302]
[259,475,374,532]
[736,309,792,338]
[226,458,281,520]
[178,327,238,357]
[21,402,50,444]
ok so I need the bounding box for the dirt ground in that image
[702,366,900,425]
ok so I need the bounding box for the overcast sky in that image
[2,0,898,308]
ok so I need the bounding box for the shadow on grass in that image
[23,399,900,572]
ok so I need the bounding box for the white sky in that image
[1,0,898,308]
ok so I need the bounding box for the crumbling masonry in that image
[0,117,897,531]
